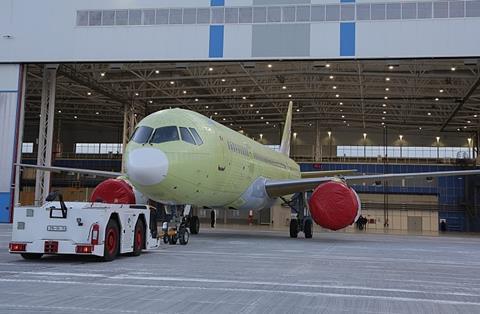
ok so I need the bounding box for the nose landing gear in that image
[283,192,313,239]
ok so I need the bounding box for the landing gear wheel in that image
[163,235,169,244]
[179,228,189,245]
[103,219,119,262]
[304,219,313,239]
[20,253,43,260]
[168,235,177,245]
[132,219,145,256]
[190,216,200,234]
[289,219,299,238]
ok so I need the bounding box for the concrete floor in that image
[0,224,480,313]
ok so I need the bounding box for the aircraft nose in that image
[126,147,169,186]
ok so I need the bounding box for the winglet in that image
[279,101,293,156]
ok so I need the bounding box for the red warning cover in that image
[308,181,359,231]
[90,179,136,204]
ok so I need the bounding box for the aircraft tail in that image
[279,101,293,156]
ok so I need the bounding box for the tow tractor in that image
[9,192,161,261]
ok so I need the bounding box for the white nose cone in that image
[126,148,169,186]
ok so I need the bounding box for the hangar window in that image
[100,143,123,154]
[77,11,89,26]
[103,10,115,26]
[253,7,267,23]
[267,7,282,23]
[433,2,449,18]
[22,143,34,154]
[239,7,253,23]
[129,10,142,25]
[150,126,180,144]
[197,8,210,24]
[225,8,239,23]
[311,5,326,21]
[169,9,183,24]
[156,9,169,24]
[371,4,386,20]
[89,11,102,26]
[417,2,433,19]
[115,10,128,25]
[131,126,154,144]
[466,1,480,17]
[212,7,225,24]
[282,6,296,22]
[356,4,370,20]
[326,5,340,21]
[75,143,100,154]
[296,6,311,22]
[143,9,155,25]
[183,8,197,24]
[189,128,204,145]
[402,3,417,19]
[449,1,465,17]
[180,127,196,145]
[341,4,355,21]
[386,3,401,19]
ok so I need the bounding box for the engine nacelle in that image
[90,178,148,205]
[308,181,361,231]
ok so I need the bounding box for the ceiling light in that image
[325,64,331,68]
[57,110,61,113]
[149,100,153,104]
[221,78,226,82]
[266,121,269,124]
[230,123,233,126]
[388,65,394,70]
[339,102,343,105]
[382,116,385,120]
[232,88,236,92]
[474,114,478,118]
[329,75,334,79]
[435,98,439,101]
[457,128,461,131]
[333,86,337,89]
[439,89,444,93]
[341,115,345,118]
[282,86,287,90]
[467,120,471,123]
[87,92,92,96]
[385,88,390,91]
[256,110,259,114]
[335,94,340,98]
[195,98,199,102]
[249,104,254,107]
[182,90,187,94]
[451,67,456,71]
[155,70,160,74]
[385,77,390,81]
[343,120,347,124]
[95,112,99,115]
[205,105,209,109]
[340,109,343,112]
[135,92,139,96]
[214,112,218,115]
[170,81,175,85]
[267,64,272,68]
[222,118,226,121]
[464,126,468,129]
[242,96,247,100]
[384,96,388,100]
[383,111,387,114]
[260,116,264,120]
[100,72,105,77]
[381,122,385,125]
[74,115,78,119]
[419,127,422,130]
[427,112,432,116]
[296,108,300,112]
[209,67,213,71]
[288,94,292,98]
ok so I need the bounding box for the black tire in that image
[190,216,200,234]
[103,219,120,262]
[132,219,145,256]
[179,229,189,245]
[304,219,313,239]
[289,219,299,238]
[20,253,43,260]
[168,235,177,245]
[163,235,169,244]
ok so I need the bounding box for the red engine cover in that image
[308,181,360,231]
[90,179,136,204]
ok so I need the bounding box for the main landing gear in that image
[283,192,313,239]
[160,205,200,245]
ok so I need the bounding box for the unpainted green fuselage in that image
[124,109,300,209]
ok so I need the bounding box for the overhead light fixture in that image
[57,110,61,113]
[335,94,340,98]
[293,132,297,137]
[288,94,292,98]
[221,78,226,82]
[249,104,254,107]
[266,121,269,125]
[385,77,390,81]
[87,92,92,96]
[183,90,187,94]
[170,81,175,85]
[474,114,478,118]
[100,72,105,77]
[381,122,385,125]
[260,116,264,120]
[419,127,422,130]
[339,102,343,105]
[383,111,387,114]
[329,75,334,79]
[333,86,337,89]
[435,98,439,101]
[382,116,385,120]
[325,64,331,68]
[467,120,471,124]
[222,118,226,121]
[282,86,287,90]
[256,110,259,114]
[399,134,403,140]
[208,67,213,71]
[232,88,236,92]
[385,88,390,91]
[242,96,247,100]
[341,115,345,118]
[214,112,218,115]
[74,115,78,119]
[436,136,440,142]
[205,105,209,109]
[439,89,444,93]
[451,67,456,71]
[363,133,367,140]
[135,92,139,96]
[155,70,160,74]
[327,131,332,137]
[388,65,394,70]
[195,98,199,102]
[296,108,300,112]
[382,103,387,107]
[427,112,432,116]
[95,111,99,115]
[267,64,272,68]
[384,96,388,100]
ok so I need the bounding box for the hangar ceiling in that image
[24,58,480,134]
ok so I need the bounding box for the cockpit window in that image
[131,126,153,144]
[179,127,196,145]
[150,126,179,144]
[189,128,203,145]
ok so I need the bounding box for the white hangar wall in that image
[0,0,480,62]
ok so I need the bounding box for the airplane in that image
[19,101,480,238]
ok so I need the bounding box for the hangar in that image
[1,1,480,234]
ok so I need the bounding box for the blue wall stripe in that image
[0,192,10,223]
[340,0,356,2]
[210,0,225,6]
[340,22,356,57]
[209,25,224,58]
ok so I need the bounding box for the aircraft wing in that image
[300,169,356,178]
[16,163,122,178]
[265,169,480,198]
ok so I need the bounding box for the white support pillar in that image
[0,64,24,223]
[34,65,58,205]
[314,120,322,162]
[121,102,142,172]
[13,66,27,207]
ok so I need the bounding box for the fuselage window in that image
[150,126,179,144]
[179,127,196,145]
[131,126,153,144]
[189,128,204,145]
